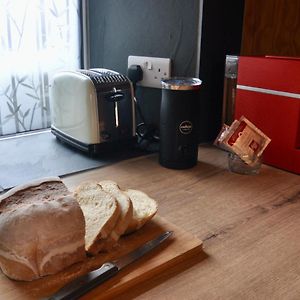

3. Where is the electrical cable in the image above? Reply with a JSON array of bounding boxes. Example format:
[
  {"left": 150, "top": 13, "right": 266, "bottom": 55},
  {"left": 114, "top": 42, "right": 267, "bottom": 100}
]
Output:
[{"left": 127, "top": 65, "right": 159, "bottom": 151}]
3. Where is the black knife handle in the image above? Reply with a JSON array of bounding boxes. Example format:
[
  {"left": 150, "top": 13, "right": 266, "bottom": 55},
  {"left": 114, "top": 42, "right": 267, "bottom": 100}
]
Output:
[{"left": 48, "top": 262, "right": 119, "bottom": 300}]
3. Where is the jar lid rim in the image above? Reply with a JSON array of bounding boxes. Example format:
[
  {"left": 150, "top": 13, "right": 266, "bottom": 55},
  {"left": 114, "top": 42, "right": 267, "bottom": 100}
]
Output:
[{"left": 161, "top": 77, "right": 202, "bottom": 90}]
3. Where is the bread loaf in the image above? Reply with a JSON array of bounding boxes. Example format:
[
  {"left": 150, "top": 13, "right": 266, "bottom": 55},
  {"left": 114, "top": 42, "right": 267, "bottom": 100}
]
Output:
[
  {"left": 98, "top": 180, "right": 133, "bottom": 249},
  {"left": 0, "top": 177, "right": 86, "bottom": 281},
  {"left": 73, "top": 182, "right": 120, "bottom": 255},
  {"left": 123, "top": 189, "right": 158, "bottom": 234}
]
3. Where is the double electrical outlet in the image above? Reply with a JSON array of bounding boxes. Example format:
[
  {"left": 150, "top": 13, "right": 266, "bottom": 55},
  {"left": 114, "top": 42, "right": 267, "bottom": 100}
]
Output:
[{"left": 128, "top": 55, "right": 171, "bottom": 89}]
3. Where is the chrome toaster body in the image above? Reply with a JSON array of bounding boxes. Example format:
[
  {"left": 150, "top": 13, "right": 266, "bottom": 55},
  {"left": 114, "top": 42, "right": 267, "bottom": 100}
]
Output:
[{"left": 50, "top": 68, "right": 136, "bottom": 153}]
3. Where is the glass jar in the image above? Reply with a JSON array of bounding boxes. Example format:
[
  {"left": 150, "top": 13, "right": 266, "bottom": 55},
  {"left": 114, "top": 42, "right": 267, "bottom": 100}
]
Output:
[{"left": 228, "top": 152, "right": 262, "bottom": 175}]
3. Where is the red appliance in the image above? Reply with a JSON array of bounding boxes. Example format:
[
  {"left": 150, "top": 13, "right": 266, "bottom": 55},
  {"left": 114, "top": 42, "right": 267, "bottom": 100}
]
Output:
[{"left": 234, "top": 56, "right": 300, "bottom": 174}]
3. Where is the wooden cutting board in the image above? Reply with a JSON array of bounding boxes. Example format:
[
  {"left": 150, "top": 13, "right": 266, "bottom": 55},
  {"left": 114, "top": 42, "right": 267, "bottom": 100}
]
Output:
[{"left": 0, "top": 216, "right": 202, "bottom": 300}]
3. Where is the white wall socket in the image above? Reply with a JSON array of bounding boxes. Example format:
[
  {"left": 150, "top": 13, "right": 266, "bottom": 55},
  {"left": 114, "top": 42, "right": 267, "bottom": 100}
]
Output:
[{"left": 128, "top": 55, "right": 171, "bottom": 89}]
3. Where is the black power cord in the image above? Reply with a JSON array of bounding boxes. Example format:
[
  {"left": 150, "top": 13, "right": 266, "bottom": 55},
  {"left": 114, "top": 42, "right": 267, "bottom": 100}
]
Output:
[
  {"left": 127, "top": 65, "right": 159, "bottom": 152},
  {"left": 127, "top": 64, "right": 143, "bottom": 90}
]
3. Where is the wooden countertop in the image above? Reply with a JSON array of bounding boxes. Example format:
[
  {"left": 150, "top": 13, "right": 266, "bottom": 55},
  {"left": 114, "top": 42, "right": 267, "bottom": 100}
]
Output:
[{"left": 63, "top": 145, "right": 300, "bottom": 299}]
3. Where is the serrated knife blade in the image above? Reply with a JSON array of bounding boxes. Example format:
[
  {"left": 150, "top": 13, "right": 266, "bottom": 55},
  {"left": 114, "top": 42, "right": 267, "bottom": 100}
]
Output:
[{"left": 48, "top": 231, "right": 173, "bottom": 300}]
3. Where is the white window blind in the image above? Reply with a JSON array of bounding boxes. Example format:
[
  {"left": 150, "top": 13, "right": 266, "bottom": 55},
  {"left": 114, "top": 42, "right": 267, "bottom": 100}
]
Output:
[{"left": 0, "top": 0, "right": 81, "bottom": 136}]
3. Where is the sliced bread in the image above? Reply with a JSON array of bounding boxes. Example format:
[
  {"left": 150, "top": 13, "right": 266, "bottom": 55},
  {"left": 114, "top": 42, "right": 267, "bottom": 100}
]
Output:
[
  {"left": 98, "top": 180, "right": 133, "bottom": 250},
  {"left": 123, "top": 189, "right": 158, "bottom": 235},
  {"left": 73, "top": 181, "right": 120, "bottom": 255}
]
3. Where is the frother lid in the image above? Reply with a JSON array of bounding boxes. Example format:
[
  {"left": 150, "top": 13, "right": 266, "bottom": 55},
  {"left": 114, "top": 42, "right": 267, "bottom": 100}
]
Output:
[{"left": 161, "top": 77, "right": 202, "bottom": 90}]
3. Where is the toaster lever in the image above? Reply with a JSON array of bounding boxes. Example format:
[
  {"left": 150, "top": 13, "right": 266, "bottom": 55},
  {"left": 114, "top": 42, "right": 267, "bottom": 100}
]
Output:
[{"left": 115, "top": 102, "right": 119, "bottom": 128}]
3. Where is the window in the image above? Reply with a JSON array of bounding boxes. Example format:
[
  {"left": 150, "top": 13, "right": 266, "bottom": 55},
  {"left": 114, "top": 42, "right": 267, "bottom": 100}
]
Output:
[{"left": 0, "top": 0, "right": 81, "bottom": 136}]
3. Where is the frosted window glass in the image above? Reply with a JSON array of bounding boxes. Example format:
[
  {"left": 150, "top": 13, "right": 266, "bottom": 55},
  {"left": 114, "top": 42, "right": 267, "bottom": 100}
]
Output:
[{"left": 0, "top": 0, "right": 81, "bottom": 135}]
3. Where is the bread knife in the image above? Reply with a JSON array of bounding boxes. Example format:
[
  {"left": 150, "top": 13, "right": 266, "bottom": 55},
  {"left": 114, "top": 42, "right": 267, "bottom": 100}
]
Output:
[{"left": 48, "top": 231, "right": 173, "bottom": 300}]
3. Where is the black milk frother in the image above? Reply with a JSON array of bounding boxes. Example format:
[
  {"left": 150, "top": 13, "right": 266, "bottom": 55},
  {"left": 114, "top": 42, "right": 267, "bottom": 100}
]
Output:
[{"left": 159, "top": 77, "right": 202, "bottom": 169}]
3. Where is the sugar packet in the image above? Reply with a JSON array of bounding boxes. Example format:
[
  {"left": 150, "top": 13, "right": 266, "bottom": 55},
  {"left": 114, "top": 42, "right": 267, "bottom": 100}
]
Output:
[{"left": 215, "top": 116, "right": 271, "bottom": 166}]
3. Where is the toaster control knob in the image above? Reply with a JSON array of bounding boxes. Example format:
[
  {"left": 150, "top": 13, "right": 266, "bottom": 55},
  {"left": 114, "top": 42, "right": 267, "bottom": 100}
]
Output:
[{"left": 100, "top": 131, "right": 111, "bottom": 140}]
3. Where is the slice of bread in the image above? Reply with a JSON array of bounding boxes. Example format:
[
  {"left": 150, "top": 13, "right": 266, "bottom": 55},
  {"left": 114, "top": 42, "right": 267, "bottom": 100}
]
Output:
[
  {"left": 99, "top": 180, "right": 133, "bottom": 250},
  {"left": 123, "top": 189, "right": 158, "bottom": 235},
  {"left": 73, "top": 181, "right": 120, "bottom": 255}
]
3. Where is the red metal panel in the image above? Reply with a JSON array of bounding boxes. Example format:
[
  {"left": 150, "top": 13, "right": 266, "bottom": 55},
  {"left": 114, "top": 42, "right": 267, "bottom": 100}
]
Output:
[
  {"left": 237, "top": 56, "right": 300, "bottom": 94},
  {"left": 235, "top": 56, "right": 300, "bottom": 174}
]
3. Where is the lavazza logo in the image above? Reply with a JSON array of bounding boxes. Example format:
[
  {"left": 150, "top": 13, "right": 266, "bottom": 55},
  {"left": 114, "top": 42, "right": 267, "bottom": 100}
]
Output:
[{"left": 179, "top": 120, "right": 193, "bottom": 134}]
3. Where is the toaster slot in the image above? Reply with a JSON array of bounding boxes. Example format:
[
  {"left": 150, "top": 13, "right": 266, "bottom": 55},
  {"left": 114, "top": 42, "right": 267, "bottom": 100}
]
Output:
[
  {"left": 104, "top": 88, "right": 126, "bottom": 128},
  {"left": 97, "top": 86, "right": 133, "bottom": 143},
  {"left": 104, "top": 91, "right": 125, "bottom": 102}
]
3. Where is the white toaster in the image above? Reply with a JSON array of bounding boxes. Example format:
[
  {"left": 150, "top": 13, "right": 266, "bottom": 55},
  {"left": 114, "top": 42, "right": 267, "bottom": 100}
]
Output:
[{"left": 50, "top": 68, "right": 136, "bottom": 154}]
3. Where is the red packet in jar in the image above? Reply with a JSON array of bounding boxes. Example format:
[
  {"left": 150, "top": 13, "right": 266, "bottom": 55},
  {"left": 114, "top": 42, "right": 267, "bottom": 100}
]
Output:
[{"left": 222, "top": 116, "right": 271, "bottom": 165}]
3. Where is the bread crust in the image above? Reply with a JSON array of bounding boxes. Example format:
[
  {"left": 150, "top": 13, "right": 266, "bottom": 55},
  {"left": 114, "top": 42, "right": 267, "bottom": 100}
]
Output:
[
  {"left": 0, "top": 180, "right": 86, "bottom": 281},
  {"left": 0, "top": 176, "right": 61, "bottom": 202},
  {"left": 0, "top": 256, "right": 38, "bottom": 281}
]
